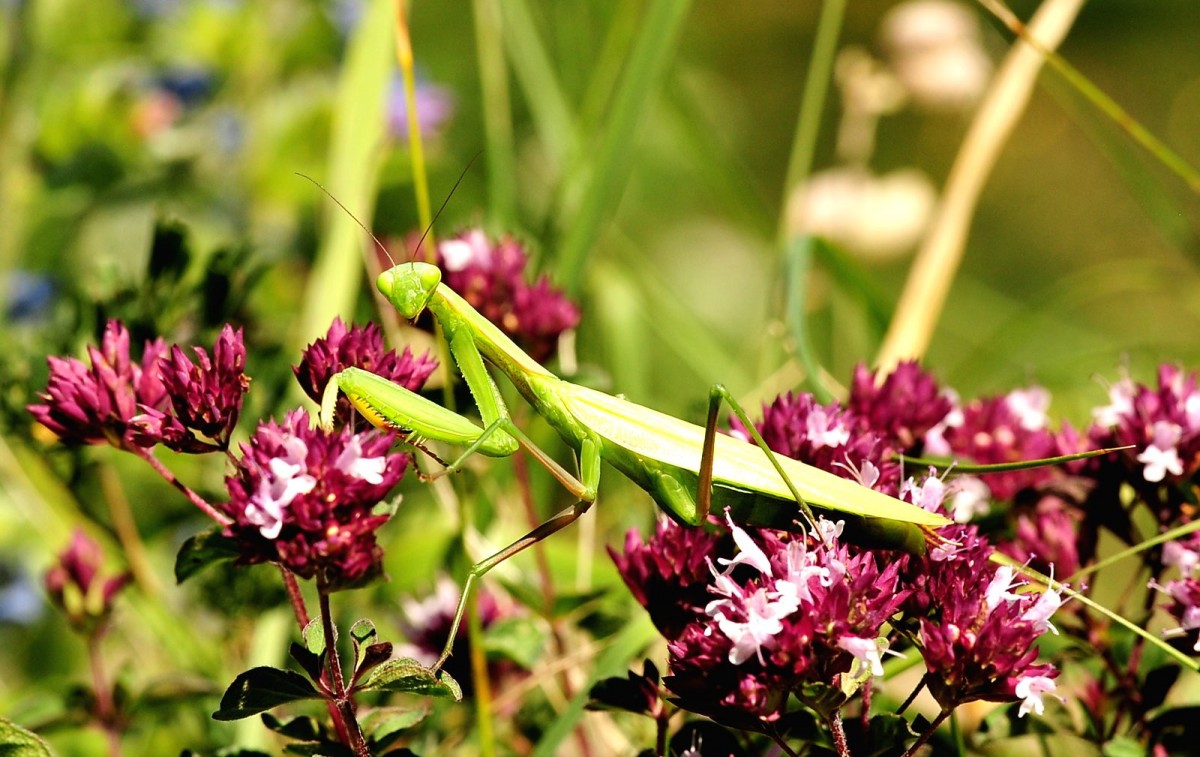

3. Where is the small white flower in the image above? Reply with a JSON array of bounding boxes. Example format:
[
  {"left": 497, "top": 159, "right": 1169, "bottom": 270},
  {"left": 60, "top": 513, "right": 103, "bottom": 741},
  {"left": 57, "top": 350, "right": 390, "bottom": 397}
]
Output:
[
  {"left": 949, "top": 476, "right": 990, "bottom": 523},
  {"left": 438, "top": 230, "right": 490, "bottom": 272},
  {"left": 838, "top": 636, "right": 886, "bottom": 678},
  {"left": 902, "top": 466, "right": 947, "bottom": 513},
  {"left": 246, "top": 437, "right": 316, "bottom": 539},
  {"left": 716, "top": 587, "right": 798, "bottom": 665},
  {"left": 1186, "top": 392, "right": 1200, "bottom": 432},
  {"left": 1092, "top": 378, "right": 1135, "bottom": 428},
  {"left": 787, "top": 167, "right": 936, "bottom": 259},
  {"left": 806, "top": 406, "right": 850, "bottom": 449},
  {"left": 1164, "top": 540, "right": 1200, "bottom": 577},
  {"left": 1137, "top": 421, "right": 1184, "bottom": 483},
  {"left": 1021, "top": 586, "right": 1063, "bottom": 635},
  {"left": 717, "top": 516, "right": 774, "bottom": 577},
  {"left": 984, "top": 566, "right": 1022, "bottom": 612},
  {"left": 334, "top": 435, "right": 388, "bottom": 484},
  {"left": 880, "top": 0, "right": 992, "bottom": 111},
  {"left": 1006, "top": 387, "right": 1051, "bottom": 431},
  {"left": 1015, "top": 674, "right": 1061, "bottom": 717}
]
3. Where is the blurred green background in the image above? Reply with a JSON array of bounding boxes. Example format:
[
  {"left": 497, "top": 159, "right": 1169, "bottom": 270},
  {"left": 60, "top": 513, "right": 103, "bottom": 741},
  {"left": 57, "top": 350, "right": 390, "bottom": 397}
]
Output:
[{"left": 2, "top": 0, "right": 1199, "bottom": 752}]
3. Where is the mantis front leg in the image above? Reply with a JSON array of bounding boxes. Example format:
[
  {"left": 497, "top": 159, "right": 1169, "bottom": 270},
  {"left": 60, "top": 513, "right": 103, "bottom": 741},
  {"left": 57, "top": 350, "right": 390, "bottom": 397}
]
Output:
[{"left": 321, "top": 366, "right": 603, "bottom": 674}]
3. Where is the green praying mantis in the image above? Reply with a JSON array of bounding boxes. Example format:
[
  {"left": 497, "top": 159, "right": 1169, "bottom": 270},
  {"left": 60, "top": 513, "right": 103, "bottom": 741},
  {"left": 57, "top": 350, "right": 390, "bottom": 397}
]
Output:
[{"left": 320, "top": 259, "right": 951, "bottom": 672}]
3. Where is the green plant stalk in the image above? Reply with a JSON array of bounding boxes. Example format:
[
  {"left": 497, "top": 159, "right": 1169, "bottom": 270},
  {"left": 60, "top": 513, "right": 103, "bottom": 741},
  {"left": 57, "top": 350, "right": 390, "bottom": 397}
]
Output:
[
  {"left": 556, "top": 0, "right": 693, "bottom": 294},
  {"left": 777, "top": 0, "right": 847, "bottom": 243},
  {"left": 775, "top": 0, "right": 846, "bottom": 402},
  {"left": 293, "top": 0, "right": 393, "bottom": 355},
  {"left": 395, "top": 0, "right": 434, "bottom": 245},
  {"left": 467, "top": 596, "right": 496, "bottom": 757},
  {"left": 473, "top": 0, "right": 517, "bottom": 228},
  {"left": 978, "top": 0, "right": 1200, "bottom": 193},
  {"left": 500, "top": 0, "right": 575, "bottom": 176}
]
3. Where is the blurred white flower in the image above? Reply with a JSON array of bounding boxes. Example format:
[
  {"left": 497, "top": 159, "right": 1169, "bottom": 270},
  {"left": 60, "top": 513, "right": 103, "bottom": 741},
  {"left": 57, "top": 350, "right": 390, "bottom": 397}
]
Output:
[
  {"left": 880, "top": 0, "right": 992, "bottom": 111},
  {"left": 787, "top": 167, "right": 936, "bottom": 259}
]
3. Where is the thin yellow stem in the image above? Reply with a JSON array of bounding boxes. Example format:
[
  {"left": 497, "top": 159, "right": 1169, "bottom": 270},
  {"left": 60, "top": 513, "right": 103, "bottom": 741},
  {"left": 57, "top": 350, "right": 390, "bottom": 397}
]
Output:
[{"left": 876, "top": 0, "right": 1086, "bottom": 372}]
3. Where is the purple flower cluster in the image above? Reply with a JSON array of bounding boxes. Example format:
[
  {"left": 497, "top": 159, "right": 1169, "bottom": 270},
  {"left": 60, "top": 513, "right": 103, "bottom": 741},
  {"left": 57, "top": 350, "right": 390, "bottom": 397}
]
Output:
[
  {"left": 30, "top": 318, "right": 440, "bottom": 593},
  {"left": 614, "top": 513, "right": 1063, "bottom": 730},
  {"left": 610, "top": 358, "right": 1200, "bottom": 748},
  {"left": 611, "top": 361, "right": 1091, "bottom": 737},
  {"left": 294, "top": 317, "right": 438, "bottom": 427},
  {"left": 435, "top": 230, "right": 580, "bottom": 363},
  {"left": 1088, "top": 366, "right": 1200, "bottom": 518},
  {"left": 29, "top": 320, "right": 248, "bottom": 452},
  {"left": 1150, "top": 533, "right": 1200, "bottom": 653},
  {"left": 917, "top": 527, "right": 1062, "bottom": 716},
  {"left": 222, "top": 410, "right": 407, "bottom": 592}
]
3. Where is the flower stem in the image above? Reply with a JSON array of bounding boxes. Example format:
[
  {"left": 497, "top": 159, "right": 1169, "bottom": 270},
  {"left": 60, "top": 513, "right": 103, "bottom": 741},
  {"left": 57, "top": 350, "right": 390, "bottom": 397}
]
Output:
[
  {"left": 279, "top": 566, "right": 310, "bottom": 628},
  {"left": 319, "top": 591, "right": 368, "bottom": 757},
  {"left": 467, "top": 597, "right": 497, "bottom": 757},
  {"left": 132, "top": 446, "right": 232, "bottom": 526},
  {"left": 829, "top": 711, "right": 850, "bottom": 757},
  {"left": 901, "top": 709, "right": 950, "bottom": 757},
  {"left": 87, "top": 632, "right": 121, "bottom": 757}
]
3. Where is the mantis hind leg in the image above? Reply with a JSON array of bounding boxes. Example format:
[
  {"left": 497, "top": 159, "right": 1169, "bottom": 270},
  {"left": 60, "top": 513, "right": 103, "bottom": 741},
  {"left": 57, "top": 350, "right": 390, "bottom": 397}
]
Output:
[
  {"left": 432, "top": 435, "right": 602, "bottom": 673},
  {"left": 697, "top": 385, "right": 821, "bottom": 532}
]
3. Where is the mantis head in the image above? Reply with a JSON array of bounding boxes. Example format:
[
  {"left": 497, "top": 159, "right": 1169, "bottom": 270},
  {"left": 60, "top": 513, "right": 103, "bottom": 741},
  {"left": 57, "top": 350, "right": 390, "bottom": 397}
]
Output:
[{"left": 377, "top": 262, "right": 441, "bottom": 319}]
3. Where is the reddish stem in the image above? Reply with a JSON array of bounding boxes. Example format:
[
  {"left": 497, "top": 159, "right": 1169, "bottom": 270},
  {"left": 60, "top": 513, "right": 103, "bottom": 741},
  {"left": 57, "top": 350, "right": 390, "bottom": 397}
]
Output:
[
  {"left": 319, "top": 591, "right": 369, "bottom": 757},
  {"left": 131, "top": 446, "right": 232, "bottom": 526}
]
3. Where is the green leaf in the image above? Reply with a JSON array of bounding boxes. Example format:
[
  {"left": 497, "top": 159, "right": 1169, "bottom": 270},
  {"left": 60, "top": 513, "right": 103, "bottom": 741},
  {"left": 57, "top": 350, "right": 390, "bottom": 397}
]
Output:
[
  {"left": 0, "top": 717, "right": 52, "bottom": 757},
  {"left": 359, "top": 705, "right": 429, "bottom": 745},
  {"left": 483, "top": 617, "right": 546, "bottom": 669},
  {"left": 356, "top": 659, "right": 462, "bottom": 700},
  {"left": 261, "top": 712, "right": 326, "bottom": 741},
  {"left": 1102, "top": 736, "right": 1147, "bottom": 757},
  {"left": 212, "top": 667, "right": 323, "bottom": 721},
  {"left": 302, "top": 618, "right": 328, "bottom": 656},
  {"left": 353, "top": 643, "right": 393, "bottom": 685},
  {"left": 174, "top": 529, "right": 240, "bottom": 584},
  {"left": 288, "top": 642, "right": 324, "bottom": 682},
  {"left": 350, "top": 618, "right": 377, "bottom": 648}
]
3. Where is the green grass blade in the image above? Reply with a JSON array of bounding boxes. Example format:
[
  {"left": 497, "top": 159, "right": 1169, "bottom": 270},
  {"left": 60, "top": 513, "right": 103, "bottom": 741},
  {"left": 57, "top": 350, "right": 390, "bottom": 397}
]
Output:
[
  {"left": 293, "top": 0, "right": 393, "bottom": 353},
  {"left": 473, "top": 0, "right": 517, "bottom": 228},
  {"left": 555, "top": 0, "right": 693, "bottom": 293},
  {"left": 500, "top": 0, "right": 577, "bottom": 174}
]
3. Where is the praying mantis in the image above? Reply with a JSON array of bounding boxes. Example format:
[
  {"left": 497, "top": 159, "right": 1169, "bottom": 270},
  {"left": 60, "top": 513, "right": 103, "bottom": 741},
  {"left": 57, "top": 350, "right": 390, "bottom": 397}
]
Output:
[{"left": 320, "top": 260, "right": 951, "bottom": 671}]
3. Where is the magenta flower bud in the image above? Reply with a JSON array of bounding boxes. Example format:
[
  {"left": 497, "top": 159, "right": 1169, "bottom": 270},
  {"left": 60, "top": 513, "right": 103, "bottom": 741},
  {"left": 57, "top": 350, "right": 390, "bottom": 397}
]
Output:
[
  {"left": 44, "top": 530, "right": 130, "bottom": 634},
  {"left": 29, "top": 320, "right": 169, "bottom": 448}
]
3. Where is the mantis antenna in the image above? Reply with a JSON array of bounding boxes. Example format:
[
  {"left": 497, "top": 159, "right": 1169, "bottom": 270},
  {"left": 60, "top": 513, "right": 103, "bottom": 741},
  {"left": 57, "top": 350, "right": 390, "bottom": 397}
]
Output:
[{"left": 296, "top": 152, "right": 481, "bottom": 270}]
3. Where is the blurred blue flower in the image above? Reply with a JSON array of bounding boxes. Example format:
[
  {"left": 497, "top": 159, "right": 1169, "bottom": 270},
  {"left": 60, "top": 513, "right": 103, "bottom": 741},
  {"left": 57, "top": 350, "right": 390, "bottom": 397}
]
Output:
[
  {"left": 0, "top": 570, "right": 43, "bottom": 626},
  {"left": 155, "top": 67, "right": 216, "bottom": 108},
  {"left": 387, "top": 74, "right": 454, "bottom": 142},
  {"left": 5, "top": 271, "right": 55, "bottom": 323}
]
